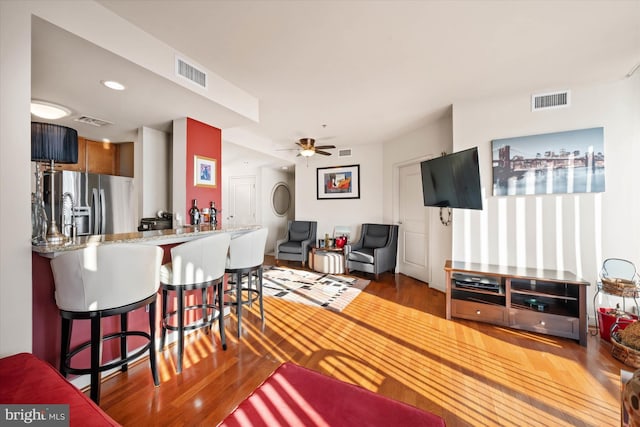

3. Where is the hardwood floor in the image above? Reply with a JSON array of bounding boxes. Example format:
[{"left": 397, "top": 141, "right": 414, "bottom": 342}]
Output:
[{"left": 100, "top": 257, "right": 623, "bottom": 426}]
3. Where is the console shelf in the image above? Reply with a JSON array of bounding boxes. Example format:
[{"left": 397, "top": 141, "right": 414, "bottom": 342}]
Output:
[{"left": 445, "top": 260, "right": 589, "bottom": 346}]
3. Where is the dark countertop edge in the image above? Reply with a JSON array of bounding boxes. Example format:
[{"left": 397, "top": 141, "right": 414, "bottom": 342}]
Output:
[{"left": 32, "top": 224, "right": 262, "bottom": 258}]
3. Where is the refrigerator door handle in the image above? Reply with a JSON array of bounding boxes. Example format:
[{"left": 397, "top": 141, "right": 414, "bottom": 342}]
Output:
[
  {"left": 99, "top": 189, "right": 106, "bottom": 235},
  {"left": 91, "top": 188, "right": 100, "bottom": 234}
]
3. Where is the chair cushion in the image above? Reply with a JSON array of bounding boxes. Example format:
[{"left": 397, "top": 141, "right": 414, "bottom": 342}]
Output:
[
  {"left": 348, "top": 248, "right": 375, "bottom": 264},
  {"left": 289, "top": 222, "right": 310, "bottom": 242},
  {"left": 0, "top": 353, "right": 120, "bottom": 426},
  {"left": 363, "top": 225, "right": 389, "bottom": 249},
  {"left": 279, "top": 241, "right": 303, "bottom": 254},
  {"left": 159, "top": 262, "right": 173, "bottom": 285}
]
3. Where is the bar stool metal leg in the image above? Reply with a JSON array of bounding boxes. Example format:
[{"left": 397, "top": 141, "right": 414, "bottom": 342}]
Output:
[
  {"left": 177, "top": 289, "right": 185, "bottom": 374},
  {"left": 217, "top": 281, "right": 227, "bottom": 350},
  {"left": 89, "top": 314, "right": 102, "bottom": 404},
  {"left": 161, "top": 289, "right": 168, "bottom": 349},
  {"left": 120, "top": 313, "right": 128, "bottom": 372},
  {"left": 60, "top": 317, "right": 72, "bottom": 377},
  {"left": 148, "top": 299, "right": 159, "bottom": 386},
  {"left": 258, "top": 267, "right": 264, "bottom": 322}
]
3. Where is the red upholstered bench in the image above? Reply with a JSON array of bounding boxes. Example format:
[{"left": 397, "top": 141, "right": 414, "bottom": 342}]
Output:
[
  {"left": 220, "top": 362, "right": 446, "bottom": 426},
  {"left": 0, "top": 353, "right": 120, "bottom": 426}
]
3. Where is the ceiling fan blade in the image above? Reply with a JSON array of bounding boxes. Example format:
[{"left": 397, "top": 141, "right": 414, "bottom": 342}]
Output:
[
  {"left": 315, "top": 150, "right": 332, "bottom": 156},
  {"left": 295, "top": 141, "right": 305, "bottom": 148},
  {"left": 314, "top": 145, "right": 336, "bottom": 150}
]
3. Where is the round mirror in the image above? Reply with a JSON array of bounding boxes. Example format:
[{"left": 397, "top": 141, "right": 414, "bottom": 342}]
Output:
[{"left": 272, "top": 182, "right": 291, "bottom": 216}]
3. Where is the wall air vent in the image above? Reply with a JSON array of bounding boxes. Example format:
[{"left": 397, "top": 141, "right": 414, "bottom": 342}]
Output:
[
  {"left": 176, "top": 56, "right": 207, "bottom": 89},
  {"left": 531, "top": 90, "right": 570, "bottom": 111},
  {"left": 338, "top": 148, "right": 352, "bottom": 157},
  {"left": 74, "top": 115, "right": 113, "bottom": 127}
]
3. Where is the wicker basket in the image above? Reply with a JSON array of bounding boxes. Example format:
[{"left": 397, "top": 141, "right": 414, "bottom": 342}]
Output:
[
  {"left": 612, "top": 326, "right": 640, "bottom": 368},
  {"left": 601, "top": 277, "right": 639, "bottom": 297}
]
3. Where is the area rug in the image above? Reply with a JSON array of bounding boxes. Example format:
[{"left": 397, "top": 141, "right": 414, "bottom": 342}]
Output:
[
  {"left": 259, "top": 266, "right": 370, "bottom": 312},
  {"left": 220, "top": 362, "right": 446, "bottom": 427}
]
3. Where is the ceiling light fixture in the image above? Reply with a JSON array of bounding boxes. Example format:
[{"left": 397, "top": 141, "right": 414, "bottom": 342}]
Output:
[
  {"left": 101, "top": 80, "right": 126, "bottom": 91},
  {"left": 300, "top": 149, "right": 315, "bottom": 157},
  {"left": 30, "top": 100, "right": 71, "bottom": 120}
]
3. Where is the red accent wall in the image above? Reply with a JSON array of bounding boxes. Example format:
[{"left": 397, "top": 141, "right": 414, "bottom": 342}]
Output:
[{"left": 185, "top": 118, "right": 222, "bottom": 224}]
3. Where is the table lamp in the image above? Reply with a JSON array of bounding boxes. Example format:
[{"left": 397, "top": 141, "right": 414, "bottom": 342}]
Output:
[{"left": 31, "top": 122, "right": 78, "bottom": 244}]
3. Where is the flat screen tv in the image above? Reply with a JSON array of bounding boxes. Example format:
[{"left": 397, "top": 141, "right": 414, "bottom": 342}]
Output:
[{"left": 420, "top": 147, "right": 483, "bottom": 210}]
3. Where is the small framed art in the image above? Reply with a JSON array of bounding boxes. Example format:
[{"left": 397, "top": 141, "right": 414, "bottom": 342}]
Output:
[
  {"left": 317, "top": 164, "right": 360, "bottom": 200},
  {"left": 194, "top": 155, "right": 216, "bottom": 188}
]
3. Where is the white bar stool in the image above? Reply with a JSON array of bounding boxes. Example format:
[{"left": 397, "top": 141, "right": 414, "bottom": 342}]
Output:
[
  {"left": 225, "top": 228, "right": 269, "bottom": 337},
  {"left": 50, "top": 243, "right": 163, "bottom": 404},
  {"left": 160, "top": 232, "right": 231, "bottom": 373}
]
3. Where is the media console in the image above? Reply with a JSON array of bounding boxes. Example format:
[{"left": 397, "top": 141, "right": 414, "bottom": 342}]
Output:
[{"left": 444, "top": 260, "right": 589, "bottom": 346}]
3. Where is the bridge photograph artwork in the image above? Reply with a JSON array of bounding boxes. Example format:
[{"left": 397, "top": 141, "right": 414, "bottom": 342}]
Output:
[{"left": 492, "top": 127, "right": 605, "bottom": 196}]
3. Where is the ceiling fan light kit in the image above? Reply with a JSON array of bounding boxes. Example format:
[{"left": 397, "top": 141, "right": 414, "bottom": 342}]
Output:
[{"left": 295, "top": 138, "right": 336, "bottom": 157}]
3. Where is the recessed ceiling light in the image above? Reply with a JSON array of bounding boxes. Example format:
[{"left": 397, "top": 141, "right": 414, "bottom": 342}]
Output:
[
  {"left": 30, "top": 100, "right": 71, "bottom": 120},
  {"left": 102, "top": 138, "right": 111, "bottom": 143},
  {"left": 101, "top": 80, "right": 125, "bottom": 91}
]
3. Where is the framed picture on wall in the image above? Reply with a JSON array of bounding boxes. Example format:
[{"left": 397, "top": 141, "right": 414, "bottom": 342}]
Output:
[
  {"left": 491, "top": 127, "right": 605, "bottom": 196},
  {"left": 317, "top": 164, "right": 360, "bottom": 200},
  {"left": 194, "top": 155, "right": 216, "bottom": 188}
]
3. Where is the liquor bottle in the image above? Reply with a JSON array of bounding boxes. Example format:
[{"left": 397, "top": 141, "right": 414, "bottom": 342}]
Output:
[
  {"left": 210, "top": 201, "right": 218, "bottom": 227},
  {"left": 189, "top": 199, "right": 200, "bottom": 225}
]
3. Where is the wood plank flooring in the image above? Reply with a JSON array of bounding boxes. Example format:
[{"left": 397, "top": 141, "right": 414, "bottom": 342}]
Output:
[{"left": 100, "top": 257, "right": 624, "bottom": 426}]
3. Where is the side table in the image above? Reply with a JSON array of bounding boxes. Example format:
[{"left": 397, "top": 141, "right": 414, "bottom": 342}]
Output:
[{"left": 309, "top": 245, "right": 347, "bottom": 274}]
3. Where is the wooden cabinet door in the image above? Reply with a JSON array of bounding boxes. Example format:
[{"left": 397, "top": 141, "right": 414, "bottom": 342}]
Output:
[
  {"left": 116, "top": 142, "right": 134, "bottom": 177},
  {"left": 86, "top": 139, "right": 117, "bottom": 175}
]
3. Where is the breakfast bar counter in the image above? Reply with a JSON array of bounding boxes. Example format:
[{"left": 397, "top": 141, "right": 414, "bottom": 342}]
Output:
[
  {"left": 32, "top": 224, "right": 261, "bottom": 257},
  {"left": 32, "top": 224, "right": 261, "bottom": 371}
]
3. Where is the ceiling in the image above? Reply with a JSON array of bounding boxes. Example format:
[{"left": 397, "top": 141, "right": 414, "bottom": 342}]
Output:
[{"left": 32, "top": 1, "right": 640, "bottom": 169}]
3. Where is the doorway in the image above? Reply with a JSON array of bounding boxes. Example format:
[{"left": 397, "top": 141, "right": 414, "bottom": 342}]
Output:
[
  {"left": 227, "top": 176, "right": 256, "bottom": 226},
  {"left": 397, "top": 162, "right": 430, "bottom": 283}
]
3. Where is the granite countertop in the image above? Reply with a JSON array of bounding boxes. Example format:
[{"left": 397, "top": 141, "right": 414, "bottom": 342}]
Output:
[{"left": 32, "top": 224, "right": 261, "bottom": 257}]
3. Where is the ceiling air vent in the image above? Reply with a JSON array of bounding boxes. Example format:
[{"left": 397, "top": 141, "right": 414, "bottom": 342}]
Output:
[
  {"left": 176, "top": 56, "right": 207, "bottom": 89},
  {"left": 74, "top": 115, "right": 113, "bottom": 127},
  {"left": 338, "top": 148, "right": 352, "bottom": 157},
  {"left": 531, "top": 90, "right": 570, "bottom": 111}
]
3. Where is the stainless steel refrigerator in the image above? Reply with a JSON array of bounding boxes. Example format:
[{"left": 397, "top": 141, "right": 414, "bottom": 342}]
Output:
[{"left": 44, "top": 170, "right": 136, "bottom": 236}]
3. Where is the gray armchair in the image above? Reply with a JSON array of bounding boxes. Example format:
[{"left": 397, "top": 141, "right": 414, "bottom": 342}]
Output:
[
  {"left": 275, "top": 220, "right": 317, "bottom": 267},
  {"left": 345, "top": 224, "right": 399, "bottom": 280}
]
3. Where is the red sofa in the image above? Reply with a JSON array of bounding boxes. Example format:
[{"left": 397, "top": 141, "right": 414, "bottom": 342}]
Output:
[
  {"left": 220, "top": 362, "right": 446, "bottom": 426},
  {"left": 0, "top": 353, "right": 119, "bottom": 426}
]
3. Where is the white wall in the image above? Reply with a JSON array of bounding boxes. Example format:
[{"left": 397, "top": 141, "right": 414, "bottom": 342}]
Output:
[
  {"left": 138, "top": 127, "right": 171, "bottom": 219},
  {"left": 171, "top": 119, "right": 187, "bottom": 224},
  {"left": 0, "top": 1, "right": 32, "bottom": 356},
  {"left": 382, "top": 112, "right": 454, "bottom": 290},
  {"left": 260, "top": 168, "right": 295, "bottom": 253},
  {"left": 451, "top": 76, "right": 640, "bottom": 315},
  {"left": 295, "top": 145, "right": 384, "bottom": 244}
]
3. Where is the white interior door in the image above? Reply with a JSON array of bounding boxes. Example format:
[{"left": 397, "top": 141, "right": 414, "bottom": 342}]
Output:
[
  {"left": 228, "top": 176, "right": 256, "bottom": 226},
  {"left": 398, "top": 163, "right": 430, "bottom": 283}
]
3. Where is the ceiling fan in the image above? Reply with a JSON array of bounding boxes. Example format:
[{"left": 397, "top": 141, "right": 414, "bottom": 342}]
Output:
[{"left": 295, "top": 138, "right": 336, "bottom": 157}]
